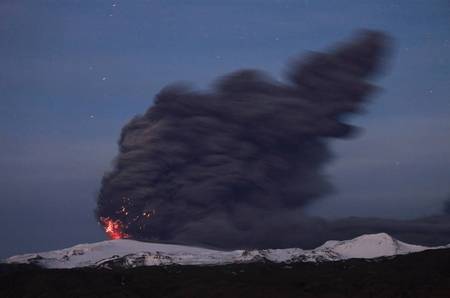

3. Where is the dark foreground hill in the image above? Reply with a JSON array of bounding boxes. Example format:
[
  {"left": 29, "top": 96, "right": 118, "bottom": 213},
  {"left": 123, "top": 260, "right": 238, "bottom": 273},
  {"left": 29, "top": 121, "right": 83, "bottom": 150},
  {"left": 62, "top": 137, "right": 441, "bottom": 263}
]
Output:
[{"left": 1, "top": 248, "right": 450, "bottom": 298}]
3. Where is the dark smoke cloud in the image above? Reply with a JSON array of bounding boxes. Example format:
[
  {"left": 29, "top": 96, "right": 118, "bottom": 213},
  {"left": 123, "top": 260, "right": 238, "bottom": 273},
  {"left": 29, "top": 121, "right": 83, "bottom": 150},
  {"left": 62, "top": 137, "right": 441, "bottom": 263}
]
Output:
[{"left": 96, "top": 30, "right": 450, "bottom": 249}]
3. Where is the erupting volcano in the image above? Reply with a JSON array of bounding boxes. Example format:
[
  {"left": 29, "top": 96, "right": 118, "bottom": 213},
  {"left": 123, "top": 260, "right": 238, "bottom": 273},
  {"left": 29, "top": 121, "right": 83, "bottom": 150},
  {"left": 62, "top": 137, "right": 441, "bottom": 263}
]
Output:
[
  {"left": 100, "top": 217, "right": 129, "bottom": 240},
  {"left": 95, "top": 31, "right": 391, "bottom": 247}
]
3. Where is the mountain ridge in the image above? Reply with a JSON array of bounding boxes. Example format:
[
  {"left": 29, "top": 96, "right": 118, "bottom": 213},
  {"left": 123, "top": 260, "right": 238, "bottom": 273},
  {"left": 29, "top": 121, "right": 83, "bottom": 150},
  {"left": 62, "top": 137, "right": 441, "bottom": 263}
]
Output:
[{"left": 4, "top": 233, "right": 447, "bottom": 269}]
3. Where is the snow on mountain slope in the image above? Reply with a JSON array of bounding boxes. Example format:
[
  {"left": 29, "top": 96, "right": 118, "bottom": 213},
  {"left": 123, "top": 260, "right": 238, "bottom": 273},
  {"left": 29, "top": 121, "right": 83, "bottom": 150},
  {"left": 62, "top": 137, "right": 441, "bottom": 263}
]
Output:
[
  {"left": 3, "top": 233, "right": 442, "bottom": 269},
  {"left": 314, "top": 233, "right": 427, "bottom": 259}
]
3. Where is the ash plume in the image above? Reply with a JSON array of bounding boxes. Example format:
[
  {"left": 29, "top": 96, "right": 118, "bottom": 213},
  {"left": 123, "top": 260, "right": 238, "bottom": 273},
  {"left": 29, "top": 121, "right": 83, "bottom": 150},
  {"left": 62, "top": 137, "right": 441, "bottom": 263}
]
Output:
[{"left": 96, "top": 30, "right": 450, "bottom": 248}]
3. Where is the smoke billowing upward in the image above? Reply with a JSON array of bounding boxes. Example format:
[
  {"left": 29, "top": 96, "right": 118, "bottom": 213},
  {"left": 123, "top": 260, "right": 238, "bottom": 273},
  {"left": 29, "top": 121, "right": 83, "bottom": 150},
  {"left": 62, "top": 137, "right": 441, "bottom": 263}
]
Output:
[{"left": 96, "top": 31, "right": 450, "bottom": 249}]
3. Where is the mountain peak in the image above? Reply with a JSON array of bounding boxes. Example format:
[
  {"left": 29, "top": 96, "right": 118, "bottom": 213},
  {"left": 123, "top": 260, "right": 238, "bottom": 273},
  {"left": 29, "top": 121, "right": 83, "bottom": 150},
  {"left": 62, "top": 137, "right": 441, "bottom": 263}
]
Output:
[{"left": 317, "top": 233, "right": 427, "bottom": 259}]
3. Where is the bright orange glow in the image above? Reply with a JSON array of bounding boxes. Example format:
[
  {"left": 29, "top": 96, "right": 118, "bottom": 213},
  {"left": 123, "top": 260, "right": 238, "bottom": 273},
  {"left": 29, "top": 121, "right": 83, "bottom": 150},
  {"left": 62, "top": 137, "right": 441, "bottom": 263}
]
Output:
[{"left": 100, "top": 217, "right": 129, "bottom": 240}]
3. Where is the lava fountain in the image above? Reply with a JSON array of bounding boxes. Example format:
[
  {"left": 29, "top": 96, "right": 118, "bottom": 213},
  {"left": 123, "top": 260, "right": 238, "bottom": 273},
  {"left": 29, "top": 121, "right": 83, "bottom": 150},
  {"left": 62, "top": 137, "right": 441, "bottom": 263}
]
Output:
[{"left": 100, "top": 217, "right": 129, "bottom": 240}]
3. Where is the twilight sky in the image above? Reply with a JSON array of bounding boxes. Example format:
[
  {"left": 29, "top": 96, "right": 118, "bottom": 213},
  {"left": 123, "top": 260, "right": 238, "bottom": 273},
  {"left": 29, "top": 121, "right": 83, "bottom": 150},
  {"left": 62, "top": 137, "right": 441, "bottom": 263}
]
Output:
[{"left": 1, "top": 0, "right": 449, "bottom": 258}]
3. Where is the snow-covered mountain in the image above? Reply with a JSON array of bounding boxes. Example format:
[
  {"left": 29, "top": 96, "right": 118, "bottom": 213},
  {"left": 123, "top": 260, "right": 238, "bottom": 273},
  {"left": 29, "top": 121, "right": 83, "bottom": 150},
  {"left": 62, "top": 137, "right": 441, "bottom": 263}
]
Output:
[{"left": 3, "top": 233, "right": 445, "bottom": 269}]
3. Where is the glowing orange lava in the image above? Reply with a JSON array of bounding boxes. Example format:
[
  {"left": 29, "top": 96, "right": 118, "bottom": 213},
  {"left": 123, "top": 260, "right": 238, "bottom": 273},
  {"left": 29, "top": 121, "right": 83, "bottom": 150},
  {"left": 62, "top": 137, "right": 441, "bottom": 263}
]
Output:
[{"left": 100, "top": 217, "right": 129, "bottom": 240}]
